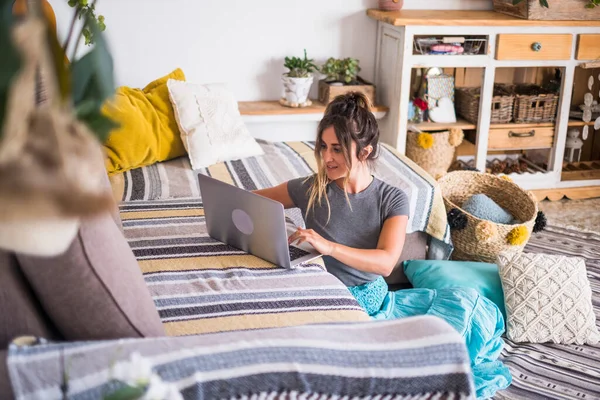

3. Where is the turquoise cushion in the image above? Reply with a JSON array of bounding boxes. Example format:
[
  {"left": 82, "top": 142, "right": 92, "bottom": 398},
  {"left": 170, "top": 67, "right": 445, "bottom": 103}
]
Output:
[
  {"left": 462, "top": 194, "right": 514, "bottom": 224},
  {"left": 403, "top": 259, "right": 506, "bottom": 320}
]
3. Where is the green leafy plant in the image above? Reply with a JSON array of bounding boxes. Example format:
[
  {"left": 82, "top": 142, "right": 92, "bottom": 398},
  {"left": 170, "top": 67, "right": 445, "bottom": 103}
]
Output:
[
  {"left": 0, "top": 0, "right": 117, "bottom": 142},
  {"left": 67, "top": 0, "right": 106, "bottom": 46},
  {"left": 284, "top": 49, "right": 319, "bottom": 78},
  {"left": 320, "top": 57, "right": 361, "bottom": 85},
  {"left": 512, "top": 0, "right": 599, "bottom": 8}
]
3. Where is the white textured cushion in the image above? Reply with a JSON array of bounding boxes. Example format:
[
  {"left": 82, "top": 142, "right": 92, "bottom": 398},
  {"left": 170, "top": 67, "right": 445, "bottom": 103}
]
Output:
[
  {"left": 167, "top": 80, "right": 263, "bottom": 169},
  {"left": 497, "top": 251, "right": 599, "bottom": 345}
]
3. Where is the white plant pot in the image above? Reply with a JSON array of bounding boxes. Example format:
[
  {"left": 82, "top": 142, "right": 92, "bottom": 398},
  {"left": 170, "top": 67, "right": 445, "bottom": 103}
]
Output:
[{"left": 281, "top": 74, "right": 313, "bottom": 105}]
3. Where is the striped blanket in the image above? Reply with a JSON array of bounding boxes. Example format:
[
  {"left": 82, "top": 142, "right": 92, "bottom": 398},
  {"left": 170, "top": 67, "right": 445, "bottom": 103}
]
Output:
[
  {"left": 6, "top": 317, "right": 475, "bottom": 400},
  {"left": 109, "top": 140, "right": 450, "bottom": 247},
  {"left": 120, "top": 199, "right": 369, "bottom": 336},
  {"left": 496, "top": 225, "right": 600, "bottom": 400}
]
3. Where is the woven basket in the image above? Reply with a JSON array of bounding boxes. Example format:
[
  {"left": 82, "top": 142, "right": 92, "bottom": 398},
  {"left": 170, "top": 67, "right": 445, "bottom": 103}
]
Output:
[
  {"left": 439, "top": 171, "right": 538, "bottom": 263},
  {"left": 406, "top": 129, "right": 464, "bottom": 180},
  {"left": 455, "top": 85, "right": 514, "bottom": 124},
  {"left": 512, "top": 84, "right": 559, "bottom": 123}
]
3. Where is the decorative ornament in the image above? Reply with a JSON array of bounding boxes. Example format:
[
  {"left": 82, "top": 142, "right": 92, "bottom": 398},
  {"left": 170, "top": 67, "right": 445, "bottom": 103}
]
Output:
[
  {"left": 448, "top": 128, "right": 464, "bottom": 147},
  {"left": 506, "top": 225, "right": 529, "bottom": 246},
  {"left": 417, "top": 132, "right": 434, "bottom": 149},
  {"left": 475, "top": 220, "right": 497, "bottom": 242},
  {"left": 533, "top": 211, "right": 547, "bottom": 233},
  {"left": 447, "top": 208, "right": 467, "bottom": 230}
]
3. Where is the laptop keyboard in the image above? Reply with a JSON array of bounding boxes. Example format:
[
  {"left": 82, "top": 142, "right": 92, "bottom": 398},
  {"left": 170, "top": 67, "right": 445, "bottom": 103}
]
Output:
[{"left": 289, "top": 245, "right": 311, "bottom": 261}]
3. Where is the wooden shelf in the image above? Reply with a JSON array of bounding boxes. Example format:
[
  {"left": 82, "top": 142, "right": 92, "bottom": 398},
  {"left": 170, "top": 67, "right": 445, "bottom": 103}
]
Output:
[
  {"left": 562, "top": 161, "right": 600, "bottom": 181},
  {"left": 568, "top": 120, "right": 597, "bottom": 127},
  {"left": 455, "top": 139, "right": 476, "bottom": 157},
  {"left": 414, "top": 118, "right": 476, "bottom": 131},
  {"left": 366, "top": 9, "right": 600, "bottom": 27},
  {"left": 238, "top": 100, "right": 388, "bottom": 116},
  {"left": 490, "top": 121, "right": 554, "bottom": 129}
]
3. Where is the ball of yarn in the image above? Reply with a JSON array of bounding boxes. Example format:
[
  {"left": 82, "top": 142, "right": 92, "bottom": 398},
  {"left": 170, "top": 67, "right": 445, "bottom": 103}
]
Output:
[
  {"left": 533, "top": 211, "right": 547, "bottom": 233},
  {"left": 448, "top": 128, "right": 464, "bottom": 147},
  {"left": 417, "top": 132, "right": 434, "bottom": 149},
  {"left": 448, "top": 208, "right": 467, "bottom": 230},
  {"left": 507, "top": 225, "right": 529, "bottom": 246},
  {"left": 475, "top": 220, "right": 498, "bottom": 242},
  {"left": 462, "top": 194, "right": 515, "bottom": 225}
]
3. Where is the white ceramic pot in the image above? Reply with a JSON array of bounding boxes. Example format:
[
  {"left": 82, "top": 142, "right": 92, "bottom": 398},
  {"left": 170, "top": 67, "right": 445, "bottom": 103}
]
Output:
[{"left": 281, "top": 74, "right": 313, "bottom": 105}]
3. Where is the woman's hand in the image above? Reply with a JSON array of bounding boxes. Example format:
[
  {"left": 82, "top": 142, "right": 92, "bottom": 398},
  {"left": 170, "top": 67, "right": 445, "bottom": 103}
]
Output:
[{"left": 288, "top": 227, "right": 335, "bottom": 256}]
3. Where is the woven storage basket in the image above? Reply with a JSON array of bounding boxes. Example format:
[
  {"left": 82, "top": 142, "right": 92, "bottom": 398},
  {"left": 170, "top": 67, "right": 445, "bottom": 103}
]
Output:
[
  {"left": 455, "top": 85, "right": 514, "bottom": 124},
  {"left": 439, "top": 171, "right": 538, "bottom": 263},
  {"left": 513, "top": 84, "right": 559, "bottom": 123},
  {"left": 406, "top": 129, "right": 463, "bottom": 180}
]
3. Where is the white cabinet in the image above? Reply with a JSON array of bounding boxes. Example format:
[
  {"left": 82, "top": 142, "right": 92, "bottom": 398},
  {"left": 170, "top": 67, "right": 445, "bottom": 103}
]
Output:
[{"left": 369, "top": 9, "right": 600, "bottom": 199}]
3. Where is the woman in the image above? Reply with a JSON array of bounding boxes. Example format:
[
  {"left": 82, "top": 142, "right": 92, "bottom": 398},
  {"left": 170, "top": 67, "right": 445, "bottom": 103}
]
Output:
[
  {"left": 256, "top": 92, "right": 511, "bottom": 398},
  {"left": 254, "top": 92, "right": 409, "bottom": 315}
]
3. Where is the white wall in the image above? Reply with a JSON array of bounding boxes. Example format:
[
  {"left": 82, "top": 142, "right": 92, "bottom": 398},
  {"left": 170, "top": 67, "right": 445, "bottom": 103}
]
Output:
[{"left": 49, "top": 0, "right": 491, "bottom": 101}]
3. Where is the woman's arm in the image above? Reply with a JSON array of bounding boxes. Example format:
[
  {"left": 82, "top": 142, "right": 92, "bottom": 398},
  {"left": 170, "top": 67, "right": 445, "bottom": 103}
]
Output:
[
  {"left": 252, "top": 182, "right": 296, "bottom": 209},
  {"left": 288, "top": 215, "right": 408, "bottom": 277}
]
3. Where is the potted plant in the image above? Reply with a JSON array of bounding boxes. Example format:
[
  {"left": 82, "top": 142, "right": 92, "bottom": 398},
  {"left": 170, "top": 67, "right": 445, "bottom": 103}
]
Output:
[
  {"left": 493, "top": 0, "right": 600, "bottom": 20},
  {"left": 281, "top": 49, "right": 319, "bottom": 108},
  {"left": 318, "top": 57, "right": 376, "bottom": 105}
]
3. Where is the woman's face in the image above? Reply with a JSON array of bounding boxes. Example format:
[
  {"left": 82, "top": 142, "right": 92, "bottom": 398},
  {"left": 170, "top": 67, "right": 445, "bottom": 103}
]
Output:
[{"left": 319, "top": 126, "right": 358, "bottom": 181}]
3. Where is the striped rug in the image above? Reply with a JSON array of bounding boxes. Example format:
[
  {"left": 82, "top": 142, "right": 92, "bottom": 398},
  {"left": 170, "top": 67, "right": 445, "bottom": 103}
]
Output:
[
  {"left": 120, "top": 199, "right": 369, "bottom": 336},
  {"left": 496, "top": 225, "right": 600, "bottom": 400}
]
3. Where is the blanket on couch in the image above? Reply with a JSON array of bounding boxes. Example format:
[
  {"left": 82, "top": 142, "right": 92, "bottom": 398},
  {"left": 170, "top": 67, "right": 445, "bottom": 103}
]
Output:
[
  {"left": 109, "top": 140, "right": 451, "bottom": 255},
  {"left": 6, "top": 317, "right": 475, "bottom": 400},
  {"left": 120, "top": 198, "right": 369, "bottom": 336}
]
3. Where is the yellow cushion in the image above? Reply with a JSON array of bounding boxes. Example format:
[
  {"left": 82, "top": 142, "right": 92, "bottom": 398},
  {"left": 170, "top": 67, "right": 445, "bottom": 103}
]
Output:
[{"left": 102, "top": 68, "right": 186, "bottom": 175}]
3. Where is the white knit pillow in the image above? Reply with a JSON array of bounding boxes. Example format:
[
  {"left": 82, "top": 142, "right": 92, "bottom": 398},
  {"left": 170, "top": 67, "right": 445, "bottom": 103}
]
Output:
[
  {"left": 167, "top": 79, "right": 263, "bottom": 169},
  {"left": 497, "top": 252, "right": 599, "bottom": 345}
]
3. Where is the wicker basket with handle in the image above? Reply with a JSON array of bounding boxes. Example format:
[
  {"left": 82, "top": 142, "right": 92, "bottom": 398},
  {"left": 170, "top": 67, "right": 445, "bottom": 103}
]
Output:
[
  {"left": 438, "top": 171, "right": 538, "bottom": 263},
  {"left": 455, "top": 85, "right": 514, "bottom": 124},
  {"left": 512, "top": 84, "right": 559, "bottom": 123}
]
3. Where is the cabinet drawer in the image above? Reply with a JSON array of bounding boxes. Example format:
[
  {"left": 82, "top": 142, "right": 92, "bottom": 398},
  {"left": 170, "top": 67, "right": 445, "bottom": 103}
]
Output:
[
  {"left": 496, "top": 34, "right": 572, "bottom": 61},
  {"left": 576, "top": 34, "right": 600, "bottom": 60},
  {"left": 488, "top": 127, "right": 554, "bottom": 150}
]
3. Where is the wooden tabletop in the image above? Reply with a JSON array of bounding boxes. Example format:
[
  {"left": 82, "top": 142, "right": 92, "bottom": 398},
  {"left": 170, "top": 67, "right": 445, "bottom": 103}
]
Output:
[
  {"left": 238, "top": 100, "right": 388, "bottom": 116},
  {"left": 366, "top": 9, "right": 600, "bottom": 27}
]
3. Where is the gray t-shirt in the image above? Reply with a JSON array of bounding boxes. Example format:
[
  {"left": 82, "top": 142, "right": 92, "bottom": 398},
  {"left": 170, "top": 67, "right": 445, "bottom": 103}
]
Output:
[{"left": 287, "top": 175, "right": 410, "bottom": 287}]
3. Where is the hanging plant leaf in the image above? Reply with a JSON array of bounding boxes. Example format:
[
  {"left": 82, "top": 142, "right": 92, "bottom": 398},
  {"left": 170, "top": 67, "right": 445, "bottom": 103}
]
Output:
[
  {"left": 70, "top": 14, "right": 116, "bottom": 142},
  {"left": 71, "top": 18, "right": 114, "bottom": 105},
  {"left": 0, "top": 0, "right": 22, "bottom": 137},
  {"left": 75, "top": 99, "right": 119, "bottom": 143}
]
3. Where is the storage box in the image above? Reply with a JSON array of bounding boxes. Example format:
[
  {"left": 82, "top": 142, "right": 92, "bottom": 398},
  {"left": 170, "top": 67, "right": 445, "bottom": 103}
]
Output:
[
  {"left": 318, "top": 77, "right": 376, "bottom": 105},
  {"left": 493, "top": 0, "right": 600, "bottom": 21}
]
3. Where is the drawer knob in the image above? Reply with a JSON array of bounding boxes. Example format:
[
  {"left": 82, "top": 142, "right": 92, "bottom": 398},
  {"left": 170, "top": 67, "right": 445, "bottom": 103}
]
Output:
[
  {"left": 531, "top": 42, "right": 542, "bottom": 52},
  {"left": 509, "top": 130, "right": 536, "bottom": 138}
]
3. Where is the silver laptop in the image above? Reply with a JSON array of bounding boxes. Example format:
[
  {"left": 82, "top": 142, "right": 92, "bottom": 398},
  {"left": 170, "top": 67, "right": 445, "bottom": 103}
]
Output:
[{"left": 197, "top": 173, "right": 321, "bottom": 269}]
